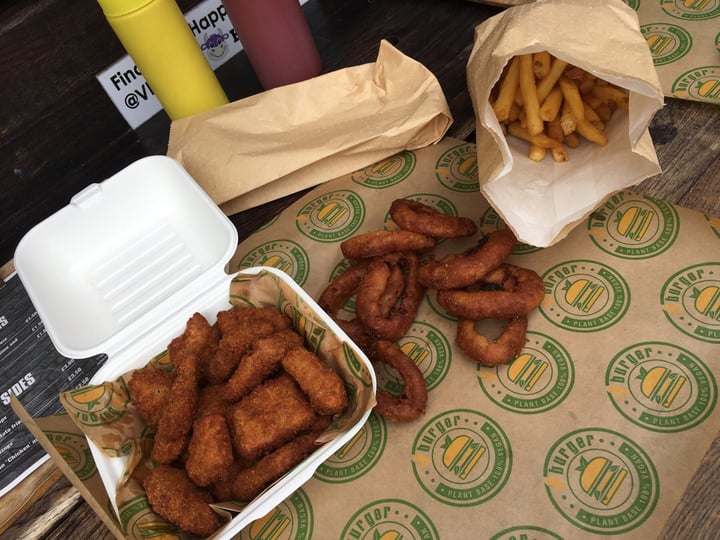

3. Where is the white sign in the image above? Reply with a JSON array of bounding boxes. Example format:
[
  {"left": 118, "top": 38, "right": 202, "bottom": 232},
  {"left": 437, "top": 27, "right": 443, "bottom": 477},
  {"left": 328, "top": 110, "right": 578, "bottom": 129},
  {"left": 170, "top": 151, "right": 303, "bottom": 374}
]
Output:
[{"left": 96, "top": 0, "right": 243, "bottom": 129}]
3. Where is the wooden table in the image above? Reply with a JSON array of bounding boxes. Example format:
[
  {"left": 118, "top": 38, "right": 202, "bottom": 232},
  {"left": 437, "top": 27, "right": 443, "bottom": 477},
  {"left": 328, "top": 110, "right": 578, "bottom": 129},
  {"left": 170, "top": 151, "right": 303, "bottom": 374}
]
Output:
[{"left": 1, "top": 0, "right": 718, "bottom": 538}]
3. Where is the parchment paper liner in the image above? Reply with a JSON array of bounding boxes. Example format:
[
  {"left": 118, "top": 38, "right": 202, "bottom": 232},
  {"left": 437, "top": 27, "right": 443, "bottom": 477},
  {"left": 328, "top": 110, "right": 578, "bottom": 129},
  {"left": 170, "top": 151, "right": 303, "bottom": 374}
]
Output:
[
  {"left": 168, "top": 39, "right": 452, "bottom": 217},
  {"left": 58, "top": 269, "right": 376, "bottom": 539},
  {"left": 467, "top": 0, "right": 665, "bottom": 248}
]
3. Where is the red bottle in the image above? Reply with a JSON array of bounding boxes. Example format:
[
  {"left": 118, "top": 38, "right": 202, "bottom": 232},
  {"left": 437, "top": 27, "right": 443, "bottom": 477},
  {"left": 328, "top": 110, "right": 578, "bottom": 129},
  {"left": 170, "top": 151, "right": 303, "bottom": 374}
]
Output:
[{"left": 222, "top": 0, "right": 322, "bottom": 90}]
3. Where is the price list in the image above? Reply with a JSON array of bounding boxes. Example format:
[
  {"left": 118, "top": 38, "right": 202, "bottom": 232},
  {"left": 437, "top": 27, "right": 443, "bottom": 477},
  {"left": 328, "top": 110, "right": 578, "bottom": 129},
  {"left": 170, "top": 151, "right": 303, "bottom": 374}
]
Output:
[{"left": 0, "top": 274, "right": 106, "bottom": 497}]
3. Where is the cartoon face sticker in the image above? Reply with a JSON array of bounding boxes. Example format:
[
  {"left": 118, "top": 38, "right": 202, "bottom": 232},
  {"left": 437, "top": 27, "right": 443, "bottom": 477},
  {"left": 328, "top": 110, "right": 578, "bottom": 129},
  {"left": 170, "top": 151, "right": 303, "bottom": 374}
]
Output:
[{"left": 202, "top": 32, "right": 229, "bottom": 60}]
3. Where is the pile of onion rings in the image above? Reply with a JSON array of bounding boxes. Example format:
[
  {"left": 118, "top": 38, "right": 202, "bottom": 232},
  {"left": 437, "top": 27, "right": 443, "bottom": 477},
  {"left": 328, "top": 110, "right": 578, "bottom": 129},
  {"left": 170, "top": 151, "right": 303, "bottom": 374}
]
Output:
[
  {"left": 317, "top": 198, "right": 545, "bottom": 420},
  {"left": 420, "top": 229, "right": 545, "bottom": 366}
]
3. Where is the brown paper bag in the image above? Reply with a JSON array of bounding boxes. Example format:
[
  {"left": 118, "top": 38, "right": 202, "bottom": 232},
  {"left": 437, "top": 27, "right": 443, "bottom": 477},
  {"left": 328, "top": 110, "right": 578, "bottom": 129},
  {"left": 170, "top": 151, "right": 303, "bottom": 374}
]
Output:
[
  {"left": 167, "top": 40, "right": 452, "bottom": 216},
  {"left": 467, "top": 0, "right": 664, "bottom": 247}
]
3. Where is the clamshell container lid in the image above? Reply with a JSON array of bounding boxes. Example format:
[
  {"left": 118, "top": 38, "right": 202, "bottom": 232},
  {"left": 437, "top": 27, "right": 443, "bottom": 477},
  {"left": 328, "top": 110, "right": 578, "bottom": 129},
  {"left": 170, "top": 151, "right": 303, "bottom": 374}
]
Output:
[{"left": 14, "top": 156, "right": 238, "bottom": 359}]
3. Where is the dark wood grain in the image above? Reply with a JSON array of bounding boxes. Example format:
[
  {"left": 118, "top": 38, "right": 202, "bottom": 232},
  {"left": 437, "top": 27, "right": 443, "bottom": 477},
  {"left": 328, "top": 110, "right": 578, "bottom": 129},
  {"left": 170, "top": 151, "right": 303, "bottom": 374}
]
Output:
[{"left": 1, "top": 0, "right": 718, "bottom": 538}]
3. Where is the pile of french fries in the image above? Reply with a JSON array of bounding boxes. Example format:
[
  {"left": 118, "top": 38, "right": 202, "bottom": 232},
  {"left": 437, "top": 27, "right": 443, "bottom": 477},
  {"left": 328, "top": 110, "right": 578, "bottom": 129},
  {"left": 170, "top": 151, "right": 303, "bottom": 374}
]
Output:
[{"left": 490, "top": 51, "right": 629, "bottom": 162}]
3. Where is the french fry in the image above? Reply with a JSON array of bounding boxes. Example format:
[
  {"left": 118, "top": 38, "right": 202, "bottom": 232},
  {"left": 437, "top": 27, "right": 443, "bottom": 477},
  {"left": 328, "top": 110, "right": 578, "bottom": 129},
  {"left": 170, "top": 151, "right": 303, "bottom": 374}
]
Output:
[
  {"left": 576, "top": 119, "right": 609, "bottom": 146},
  {"left": 564, "top": 132, "right": 580, "bottom": 148},
  {"left": 547, "top": 115, "right": 564, "bottom": 144},
  {"left": 518, "top": 54, "right": 543, "bottom": 136},
  {"left": 493, "top": 56, "right": 521, "bottom": 122},
  {"left": 560, "top": 100, "right": 577, "bottom": 136},
  {"left": 551, "top": 144, "right": 568, "bottom": 163},
  {"left": 536, "top": 57, "right": 569, "bottom": 103},
  {"left": 529, "top": 143, "right": 547, "bottom": 162},
  {"left": 582, "top": 102, "right": 605, "bottom": 131},
  {"left": 558, "top": 76, "right": 585, "bottom": 122},
  {"left": 533, "top": 51, "right": 551, "bottom": 79},
  {"left": 591, "top": 84, "right": 629, "bottom": 111},
  {"left": 539, "top": 85, "right": 563, "bottom": 122},
  {"left": 490, "top": 51, "right": 625, "bottom": 162}
]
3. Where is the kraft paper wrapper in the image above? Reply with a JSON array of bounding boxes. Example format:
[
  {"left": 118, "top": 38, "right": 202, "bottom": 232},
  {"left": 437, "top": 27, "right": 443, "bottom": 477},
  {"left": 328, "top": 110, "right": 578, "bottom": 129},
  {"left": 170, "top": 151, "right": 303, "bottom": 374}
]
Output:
[
  {"left": 224, "top": 136, "right": 720, "bottom": 539},
  {"left": 467, "top": 0, "right": 665, "bottom": 248},
  {"left": 167, "top": 39, "right": 452, "bottom": 217},
  {"left": 57, "top": 270, "right": 375, "bottom": 539}
]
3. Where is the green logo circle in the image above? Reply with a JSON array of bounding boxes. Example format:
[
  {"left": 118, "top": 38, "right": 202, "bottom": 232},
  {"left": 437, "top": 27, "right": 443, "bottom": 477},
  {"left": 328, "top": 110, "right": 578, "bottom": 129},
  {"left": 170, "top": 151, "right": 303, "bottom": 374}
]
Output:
[
  {"left": 660, "top": 263, "right": 720, "bottom": 343},
  {"left": 587, "top": 192, "right": 679, "bottom": 259},
  {"left": 540, "top": 260, "right": 630, "bottom": 332},
  {"left": 671, "top": 65, "right": 720, "bottom": 103},
  {"left": 235, "top": 239, "right": 310, "bottom": 286},
  {"left": 296, "top": 190, "right": 365, "bottom": 243},
  {"left": 314, "top": 412, "right": 386, "bottom": 483},
  {"left": 46, "top": 431, "right": 97, "bottom": 480},
  {"left": 544, "top": 428, "right": 659, "bottom": 535},
  {"left": 399, "top": 321, "right": 452, "bottom": 392},
  {"left": 351, "top": 151, "right": 417, "bottom": 188},
  {"left": 641, "top": 23, "right": 692, "bottom": 65},
  {"left": 63, "top": 383, "right": 127, "bottom": 428},
  {"left": 435, "top": 143, "right": 479, "bottom": 192},
  {"left": 480, "top": 207, "right": 542, "bottom": 254},
  {"left": 479, "top": 332, "right": 574, "bottom": 414},
  {"left": 489, "top": 526, "right": 563, "bottom": 540},
  {"left": 411, "top": 409, "right": 512, "bottom": 506},
  {"left": 340, "top": 499, "right": 439, "bottom": 540},
  {"left": 660, "top": 0, "right": 720, "bottom": 20},
  {"left": 606, "top": 341, "right": 717, "bottom": 433},
  {"left": 237, "top": 489, "right": 313, "bottom": 539},
  {"left": 119, "top": 494, "right": 181, "bottom": 538}
]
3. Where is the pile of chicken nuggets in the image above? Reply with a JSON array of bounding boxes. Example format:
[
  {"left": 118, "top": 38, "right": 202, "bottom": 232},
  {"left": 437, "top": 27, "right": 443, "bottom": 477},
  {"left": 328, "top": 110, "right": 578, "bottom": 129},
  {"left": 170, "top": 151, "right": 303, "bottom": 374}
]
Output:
[{"left": 127, "top": 305, "right": 349, "bottom": 536}]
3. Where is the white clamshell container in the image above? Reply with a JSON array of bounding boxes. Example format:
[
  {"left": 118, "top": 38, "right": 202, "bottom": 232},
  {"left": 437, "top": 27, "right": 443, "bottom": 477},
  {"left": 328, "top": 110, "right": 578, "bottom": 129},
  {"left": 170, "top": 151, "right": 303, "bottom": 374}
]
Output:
[{"left": 14, "top": 156, "right": 375, "bottom": 539}]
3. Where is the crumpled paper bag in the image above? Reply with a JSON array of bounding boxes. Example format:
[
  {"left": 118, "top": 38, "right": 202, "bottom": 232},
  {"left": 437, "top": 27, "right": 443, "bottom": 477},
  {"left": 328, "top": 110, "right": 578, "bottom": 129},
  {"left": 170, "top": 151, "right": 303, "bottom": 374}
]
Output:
[
  {"left": 467, "top": 0, "right": 664, "bottom": 247},
  {"left": 168, "top": 39, "right": 452, "bottom": 216}
]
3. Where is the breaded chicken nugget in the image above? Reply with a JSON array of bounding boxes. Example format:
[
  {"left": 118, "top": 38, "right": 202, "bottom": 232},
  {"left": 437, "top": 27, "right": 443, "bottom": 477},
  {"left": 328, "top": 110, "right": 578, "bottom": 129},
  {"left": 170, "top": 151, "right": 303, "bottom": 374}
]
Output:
[
  {"left": 227, "top": 374, "right": 316, "bottom": 460},
  {"left": 230, "top": 416, "right": 332, "bottom": 501},
  {"left": 196, "top": 384, "right": 230, "bottom": 418},
  {"left": 144, "top": 464, "right": 221, "bottom": 537},
  {"left": 185, "top": 413, "right": 234, "bottom": 487},
  {"left": 127, "top": 368, "right": 174, "bottom": 429},
  {"left": 205, "top": 319, "right": 275, "bottom": 384},
  {"left": 282, "top": 348, "right": 348, "bottom": 416},
  {"left": 151, "top": 352, "right": 199, "bottom": 464},
  {"left": 167, "top": 312, "right": 218, "bottom": 373},
  {"left": 225, "top": 328, "right": 304, "bottom": 401}
]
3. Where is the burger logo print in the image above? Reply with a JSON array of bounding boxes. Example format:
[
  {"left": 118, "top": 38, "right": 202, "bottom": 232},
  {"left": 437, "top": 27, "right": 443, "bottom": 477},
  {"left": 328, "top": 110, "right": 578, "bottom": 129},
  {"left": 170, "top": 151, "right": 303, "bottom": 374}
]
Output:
[
  {"left": 672, "top": 66, "right": 720, "bottom": 103},
  {"left": 235, "top": 239, "right": 310, "bottom": 286},
  {"left": 540, "top": 260, "right": 630, "bottom": 332},
  {"left": 296, "top": 190, "right": 366, "bottom": 243},
  {"left": 660, "top": 0, "right": 720, "bottom": 20},
  {"left": 351, "top": 151, "right": 417, "bottom": 189},
  {"left": 479, "top": 332, "right": 574, "bottom": 414},
  {"left": 435, "top": 143, "right": 479, "bottom": 193},
  {"left": 641, "top": 23, "right": 692, "bottom": 66},
  {"left": 587, "top": 192, "right": 678, "bottom": 259},
  {"left": 62, "top": 383, "right": 127, "bottom": 428},
  {"left": 606, "top": 342, "right": 717, "bottom": 433},
  {"left": 340, "top": 499, "right": 439, "bottom": 540},
  {"left": 489, "top": 525, "right": 563, "bottom": 540},
  {"left": 236, "top": 490, "right": 313, "bottom": 540},
  {"left": 661, "top": 262, "right": 720, "bottom": 343},
  {"left": 544, "top": 428, "right": 659, "bottom": 535},
  {"left": 411, "top": 409, "right": 511, "bottom": 506},
  {"left": 314, "top": 412, "right": 386, "bottom": 483},
  {"left": 46, "top": 431, "right": 97, "bottom": 481}
]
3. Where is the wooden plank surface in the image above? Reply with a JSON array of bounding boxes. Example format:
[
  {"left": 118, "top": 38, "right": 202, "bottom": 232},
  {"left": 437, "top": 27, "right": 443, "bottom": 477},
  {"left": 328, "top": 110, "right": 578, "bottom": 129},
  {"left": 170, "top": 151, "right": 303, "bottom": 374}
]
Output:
[{"left": 0, "top": 0, "right": 718, "bottom": 538}]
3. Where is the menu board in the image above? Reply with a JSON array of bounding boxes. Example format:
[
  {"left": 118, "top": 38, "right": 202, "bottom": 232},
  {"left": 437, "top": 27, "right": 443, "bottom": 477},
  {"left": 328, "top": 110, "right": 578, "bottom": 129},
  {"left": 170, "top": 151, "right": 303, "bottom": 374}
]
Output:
[{"left": 0, "top": 273, "right": 106, "bottom": 497}]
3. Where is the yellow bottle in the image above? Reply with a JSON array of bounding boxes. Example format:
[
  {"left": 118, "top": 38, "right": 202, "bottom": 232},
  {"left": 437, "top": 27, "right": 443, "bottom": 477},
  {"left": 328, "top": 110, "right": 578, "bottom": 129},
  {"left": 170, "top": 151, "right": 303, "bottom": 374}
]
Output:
[{"left": 97, "top": 0, "right": 229, "bottom": 120}]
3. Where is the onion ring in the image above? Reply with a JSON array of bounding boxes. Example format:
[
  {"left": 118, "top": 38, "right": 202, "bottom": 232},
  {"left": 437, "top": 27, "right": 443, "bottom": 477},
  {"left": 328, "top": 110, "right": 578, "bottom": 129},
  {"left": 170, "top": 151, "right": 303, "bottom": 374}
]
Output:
[
  {"left": 390, "top": 199, "right": 477, "bottom": 238},
  {"left": 436, "top": 263, "right": 545, "bottom": 319},
  {"left": 317, "top": 260, "right": 370, "bottom": 316},
  {"left": 418, "top": 228, "right": 517, "bottom": 289},
  {"left": 341, "top": 230, "right": 436, "bottom": 260},
  {"left": 455, "top": 316, "right": 528, "bottom": 366},
  {"left": 355, "top": 252, "right": 426, "bottom": 342},
  {"left": 372, "top": 340, "right": 427, "bottom": 422}
]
